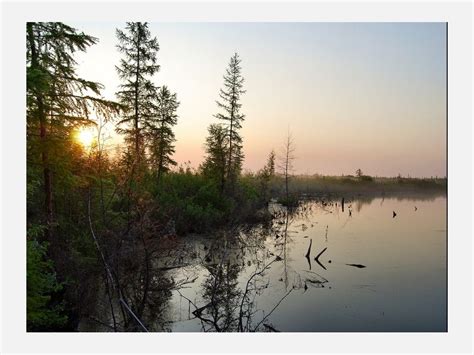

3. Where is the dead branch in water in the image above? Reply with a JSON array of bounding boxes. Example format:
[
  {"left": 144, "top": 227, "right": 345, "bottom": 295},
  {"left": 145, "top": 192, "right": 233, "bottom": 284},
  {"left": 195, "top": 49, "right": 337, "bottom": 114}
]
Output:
[
  {"left": 305, "top": 239, "right": 312, "bottom": 259},
  {"left": 346, "top": 263, "right": 366, "bottom": 268},
  {"left": 314, "top": 247, "right": 327, "bottom": 270},
  {"left": 253, "top": 288, "right": 293, "bottom": 331},
  {"left": 238, "top": 257, "right": 279, "bottom": 331},
  {"left": 304, "top": 239, "right": 312, "bottom": 270}
]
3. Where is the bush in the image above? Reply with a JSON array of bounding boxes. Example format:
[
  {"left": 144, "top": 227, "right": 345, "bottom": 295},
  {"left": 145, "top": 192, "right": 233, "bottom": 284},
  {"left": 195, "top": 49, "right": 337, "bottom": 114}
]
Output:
[{"left": 155, "top": 172, "right": 233, "bottom": 233}]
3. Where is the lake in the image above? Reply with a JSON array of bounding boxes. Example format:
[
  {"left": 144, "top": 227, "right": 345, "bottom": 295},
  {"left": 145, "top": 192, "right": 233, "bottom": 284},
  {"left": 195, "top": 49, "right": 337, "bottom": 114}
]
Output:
[{"left": 80, "top": 195, "right": 447, "bottom": 332}]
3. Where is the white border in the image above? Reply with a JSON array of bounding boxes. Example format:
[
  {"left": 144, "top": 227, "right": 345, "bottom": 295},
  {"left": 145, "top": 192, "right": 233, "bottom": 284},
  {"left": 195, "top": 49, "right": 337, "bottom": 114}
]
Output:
[{"left": 1, "top": 1, "right": 472, "bottom": 354}]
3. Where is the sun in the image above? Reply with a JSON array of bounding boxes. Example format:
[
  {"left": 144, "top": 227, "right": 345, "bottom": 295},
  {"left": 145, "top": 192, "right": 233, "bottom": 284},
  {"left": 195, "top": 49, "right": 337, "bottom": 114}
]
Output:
[{"left": 75, "top": 126, "right": 96, "bottom": 148}]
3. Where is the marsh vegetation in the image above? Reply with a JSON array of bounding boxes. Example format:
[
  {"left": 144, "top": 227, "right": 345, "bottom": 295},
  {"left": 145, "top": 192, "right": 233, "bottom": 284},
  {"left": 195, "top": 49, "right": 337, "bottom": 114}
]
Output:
[{"left": 26, "top": 22, "right": 446, "bottom": 332}]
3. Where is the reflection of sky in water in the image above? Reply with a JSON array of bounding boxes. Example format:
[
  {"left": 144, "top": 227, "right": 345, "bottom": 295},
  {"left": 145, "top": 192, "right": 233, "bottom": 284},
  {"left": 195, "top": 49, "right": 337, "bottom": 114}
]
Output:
[{"left": 169, "top": 196, "right": 446, "bottom": 332}]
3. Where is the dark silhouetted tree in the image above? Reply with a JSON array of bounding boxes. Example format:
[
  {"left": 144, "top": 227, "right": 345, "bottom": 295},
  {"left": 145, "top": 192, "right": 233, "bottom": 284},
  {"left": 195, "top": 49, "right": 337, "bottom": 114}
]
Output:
[
  {"left": 147, "top": 86, "right": 179, "bottom": 182},
  {"left": 27, "top": 22, "right": 120, "bottom": 238},
  {"left": 115, "top": 22, "right": 160, "bottom": 165},
  {"left": 258, "top": 149, "right": 276, "bottom": 202},
  {"left": 278, "top": 130, "right": 295, "bottom": 205},
  {"left": 26, "top": 22, "right": 120, "bottom": 330},
  {"left": 202, "top": 124, "right": 228, "bottom": 192},
  {"left": 265, "top": 149, "right": 276, "bottom": 177},
  {"left": 215, "top": 53, "right": 246, "bottom": 191}
]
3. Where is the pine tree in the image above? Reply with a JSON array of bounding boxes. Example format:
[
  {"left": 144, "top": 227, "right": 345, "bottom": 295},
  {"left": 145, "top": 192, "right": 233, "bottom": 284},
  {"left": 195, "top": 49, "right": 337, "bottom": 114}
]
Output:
[
  {"left": 215, "top": 53, "right": 246, "bottom": 190},
  {"left": 147, "top": 86, "right": 179, "bottom": 181},
  {"left": 26, "top": 22, "right": 120, "bottom": 237},
  {"left": 202, "top": 124, "right": 228, "bottom": 192},
  {"left": 115, "top": 22, "right": 160, "bottom": 165}
]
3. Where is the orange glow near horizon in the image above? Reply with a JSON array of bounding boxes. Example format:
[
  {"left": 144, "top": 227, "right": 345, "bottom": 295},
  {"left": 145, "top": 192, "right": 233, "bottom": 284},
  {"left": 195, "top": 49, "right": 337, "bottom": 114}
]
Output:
[{"left": 72, "top": 22, "right": 446, "bottom": 177}]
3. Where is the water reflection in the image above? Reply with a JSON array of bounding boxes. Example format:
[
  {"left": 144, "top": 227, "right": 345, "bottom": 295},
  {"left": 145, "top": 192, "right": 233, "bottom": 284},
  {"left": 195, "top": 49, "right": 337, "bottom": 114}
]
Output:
[{"left": 81, "top": 193, "right": 447, "bottom": 332}]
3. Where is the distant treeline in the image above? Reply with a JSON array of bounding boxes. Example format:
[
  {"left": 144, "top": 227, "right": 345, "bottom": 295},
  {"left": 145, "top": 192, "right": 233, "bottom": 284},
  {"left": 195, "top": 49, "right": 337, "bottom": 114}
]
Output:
[
  {"left": 26, "top": 21, "right": 274, "bottom": 332},
  {"left": 264, "top": 174, "right": 446, "bottom": 198},
  {"left": 25, "top": 21, "right": 445, "bottom": 333}
]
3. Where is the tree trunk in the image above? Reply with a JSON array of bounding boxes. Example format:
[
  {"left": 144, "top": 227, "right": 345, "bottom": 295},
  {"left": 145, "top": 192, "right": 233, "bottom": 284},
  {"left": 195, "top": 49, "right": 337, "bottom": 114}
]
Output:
[
  {"left": 27, "top": 23, "right": 54, "bottom": 238},
  {"left": 285, "top": 155, "right": 289, "bottom": 203},
  {"left": 41, "top": 119, "right": 54, "bottom": 236},
  {"left": 134, "top": 36, "right": 140, "bottom": 163},
  {"left": 157, "top": 125, "right": 164, "bottom": 183},
  {"left": 227, "top": 115, "right": 234, "bottom": 192}
]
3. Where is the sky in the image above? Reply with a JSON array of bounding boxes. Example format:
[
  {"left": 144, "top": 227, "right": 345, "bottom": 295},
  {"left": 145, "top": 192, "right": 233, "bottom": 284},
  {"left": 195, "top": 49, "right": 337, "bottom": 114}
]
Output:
[{"left": 72, "top": 22, "right": 446, "bottom": 177}]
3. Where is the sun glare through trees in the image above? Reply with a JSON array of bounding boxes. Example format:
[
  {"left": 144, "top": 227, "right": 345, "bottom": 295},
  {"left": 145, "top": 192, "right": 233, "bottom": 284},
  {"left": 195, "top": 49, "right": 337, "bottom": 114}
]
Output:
[{"left": 26, "top": 21, "right": 447, "bottom": 333}]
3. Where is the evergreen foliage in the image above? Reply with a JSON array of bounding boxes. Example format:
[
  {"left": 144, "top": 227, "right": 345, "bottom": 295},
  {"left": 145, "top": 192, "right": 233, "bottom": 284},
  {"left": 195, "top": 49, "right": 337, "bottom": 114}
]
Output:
[
  {"left": 115, "top": 22, "right": 160, "bottom": 162},
  {"left": 147, "top": 86, "right": 179, "bottom": 181},
  {"left": 214, "top": 53, "right": 246, "bottom": 190},
  {"left": 202, "top": 123, "right": 228, "bottom": 191}
]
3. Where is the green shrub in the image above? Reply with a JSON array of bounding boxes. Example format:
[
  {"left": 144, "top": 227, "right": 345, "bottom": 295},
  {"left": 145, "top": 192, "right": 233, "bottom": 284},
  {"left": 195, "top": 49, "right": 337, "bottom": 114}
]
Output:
[
  {"left": 27, "top": 237, "right": 67, "bottom": 331},
  {"left": 154, "top": 172, "right": 233, "bottom": 233}
]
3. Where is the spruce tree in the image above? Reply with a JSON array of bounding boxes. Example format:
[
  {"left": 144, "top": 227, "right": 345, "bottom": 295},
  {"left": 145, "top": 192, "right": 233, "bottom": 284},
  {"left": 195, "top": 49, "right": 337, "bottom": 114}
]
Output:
[
  {"left": 26, "top": 22, "right": 120, "bottom": 330},
  {"left": 202, "top": 124, "right": 228, "bottom": 192},
  {"left": 265, "top": 149, "right": 276, "bottom": 177},
  {"left": 115, "top": 22, "right": 160, "bottom": 165},
  {"left": 258, "top": 149, "right": 276, "bottom": 203},
  {"left": 26, "top": 22, "right": 120, "bottom": 237},
  {"left": 215, "top": 53, "right": 246, "bottom": 190},
  {"left": 147, "top": 86, "right": 179, "bottom": 181}
]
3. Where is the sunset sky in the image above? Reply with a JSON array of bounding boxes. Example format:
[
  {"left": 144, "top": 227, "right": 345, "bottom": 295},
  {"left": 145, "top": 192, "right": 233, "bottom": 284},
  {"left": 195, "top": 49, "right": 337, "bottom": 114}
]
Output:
[{"left": 73, "top": 22, "right": 446, "bottom": 177}]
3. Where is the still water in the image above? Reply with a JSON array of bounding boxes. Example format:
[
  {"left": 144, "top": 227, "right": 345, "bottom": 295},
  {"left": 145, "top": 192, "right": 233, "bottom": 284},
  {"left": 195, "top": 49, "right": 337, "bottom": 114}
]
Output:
[
  {"left": 164, "top": 195, "right": 447, "bottom": 332},
  {"left": 80, "top": 195, "right": 447, "bottom": 332}
]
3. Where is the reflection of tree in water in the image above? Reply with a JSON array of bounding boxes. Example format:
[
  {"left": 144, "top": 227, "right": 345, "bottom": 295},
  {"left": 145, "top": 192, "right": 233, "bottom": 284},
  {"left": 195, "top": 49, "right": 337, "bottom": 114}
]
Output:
[
  {"left": 271, "top": 201, "right": 329, "bottom": 291},
  {"left": 271, "top": 203, "right": 308, "bottom": 290},
  {"left": 174, "top": 194, "right": 443, "bottom": 332},
  {"left": 174, "top": 226, "right": 295, "bottom": 332},
  {"left": 90, "top": 193, "right": 442, "bottom": 332},
  {"left": 317, "top": 193, "right": 443, "bottom": 215},
  {"left": 198, "top": 261, "right": 241, "bottom": 331},
  {"left": 120, "top": 256, "right": 174, "bottom": 332},
  {"left": 84, "top": 232, "right": 177, "bottom": 331}
]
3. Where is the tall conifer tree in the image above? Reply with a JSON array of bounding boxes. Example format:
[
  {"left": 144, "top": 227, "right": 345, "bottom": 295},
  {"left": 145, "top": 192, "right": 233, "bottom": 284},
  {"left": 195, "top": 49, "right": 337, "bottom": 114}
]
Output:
[
  {"left": 26, "top": 22, "right": 120, "bottom": 237},
  {"left": 147, "top": 86, "right": 179, "bottom": 181},
  {"left": 202, "top": 123, "right": 228, "bottom": 192},
  {"left": 215, "top": 53, "right": 246, "bottom": 190},
  {"left": 115, "top": 22, "right": 160, "bottom": 165}
]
